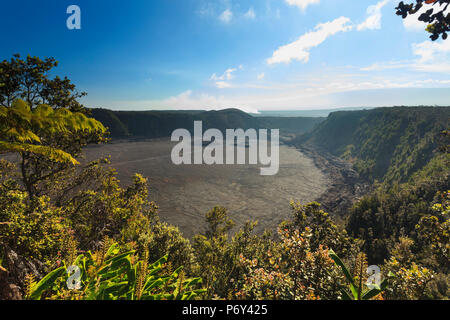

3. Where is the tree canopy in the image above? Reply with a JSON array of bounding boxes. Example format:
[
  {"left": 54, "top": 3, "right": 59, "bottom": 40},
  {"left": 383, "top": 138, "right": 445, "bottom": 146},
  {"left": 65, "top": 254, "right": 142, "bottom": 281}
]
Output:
[
  {"left": 0, "top": 54, "right": 107, "bottom": 198},
  {"left": 0, "top": 54, "right": 86, "bottom": 111},
  {"left": 0, "top": 99, "right": 105, "bottom": 165},
  {"left": 396, "top": 0, "right": 450, "bottom": 40}
]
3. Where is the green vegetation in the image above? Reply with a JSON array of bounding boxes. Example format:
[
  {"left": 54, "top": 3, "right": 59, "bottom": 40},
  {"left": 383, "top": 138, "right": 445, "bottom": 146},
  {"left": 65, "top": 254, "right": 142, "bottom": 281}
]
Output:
[
  {"left": 1, "top": 54, "right": 449, "bottom": 300},
  {"left": 329, "top": 250, "right": 392, "bottom": 300},
  {"left": 0, "top": 99, "right": 105, "bottom": 166},
  {"left": 91, "top": 108, "right": 324, "bottom": 139},
  {"left": 297, "top": 107, "right": 450, "bottom": 183},
  {"left": 295, "top": 105, "right": 449, "bottom": 299},
  {"left": 25, "top": 239, "right": 205, "bottom": 300},
  {"left": 346, "top": 154, "right": 449, "bottom": 264}
]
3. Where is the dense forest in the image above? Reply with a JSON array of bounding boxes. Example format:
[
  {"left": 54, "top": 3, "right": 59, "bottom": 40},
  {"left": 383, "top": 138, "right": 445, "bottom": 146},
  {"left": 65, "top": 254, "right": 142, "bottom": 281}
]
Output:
[
  {"left": 0, "top": 54, "right": 449, "bottom": 301},
  {"left": 294, "top": 107, "right": 449, "bottom": 270}
]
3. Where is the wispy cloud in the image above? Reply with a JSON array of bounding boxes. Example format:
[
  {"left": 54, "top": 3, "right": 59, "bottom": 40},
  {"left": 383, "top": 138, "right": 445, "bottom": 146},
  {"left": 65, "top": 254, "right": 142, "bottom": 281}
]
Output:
[
  {"left": 219, "top": 9, "right": 233, "bottom": 23},
  {"left": 197, "top": 3, "right": 215, "bottom": 17},
  {"left": 361, "top": 39, "right": 450, "bottom": 74},
  {"left": 267, "top": 17, "right": 353, "bottom": 65},
  {"left": 362, "top": 61, "right": 450, "bottom": 74},
  {"left": 162, "top": 0, "right": 450, "bottom": 111},
  {"left": 156, "top": 90, "right": 260, "bottom": 113},
  {"left": 210, "top": 68, "right": 236, "bottom": 81},
  {"left": 210, "top": 67, "right": 238, "bottom": 88},
  {"left": 413, "top": 39, "right": 450, "bottom": 63},
  {"left": 214, "top": 81, "right": 234, "bottom": 89},
  {"left": 361, "top": 61, "right": 411, "bottom": 71},
  {"left": 244, "top": 7, "right": 256, "bottom": 19},
  {"left": 285, "top": 0, "right": 320, "bottom": 11},
  {"left": 357, "top": 0, "right": 390, "bottom": 31},
  {"left": 109, "top": 75, "right": 450, "bottom": 112},
  {"left": 413, "top": 40, "right": 450, "bottom": 72}
]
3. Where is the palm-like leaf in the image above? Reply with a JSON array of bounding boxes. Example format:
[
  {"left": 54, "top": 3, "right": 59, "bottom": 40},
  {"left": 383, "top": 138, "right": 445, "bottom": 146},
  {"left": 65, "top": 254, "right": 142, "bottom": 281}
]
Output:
[{"left": 0, "top": 99, "right": 106, "bottom": 166}]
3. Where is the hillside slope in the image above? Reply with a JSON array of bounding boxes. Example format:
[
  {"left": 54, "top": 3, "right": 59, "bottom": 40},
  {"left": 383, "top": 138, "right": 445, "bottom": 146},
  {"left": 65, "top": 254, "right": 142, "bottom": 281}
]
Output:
[
  {"left": 91, "top": 108, "right": 324, "bottom": 139},
  {"left": 296, "top": 107, "right": 450, "bottom": 184}
]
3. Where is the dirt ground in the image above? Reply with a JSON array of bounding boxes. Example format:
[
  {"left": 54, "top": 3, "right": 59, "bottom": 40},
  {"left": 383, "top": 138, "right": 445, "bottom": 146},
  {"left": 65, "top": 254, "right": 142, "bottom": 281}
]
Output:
[{"left": 82, "top": 138, "right": 331, "bottom": 237}]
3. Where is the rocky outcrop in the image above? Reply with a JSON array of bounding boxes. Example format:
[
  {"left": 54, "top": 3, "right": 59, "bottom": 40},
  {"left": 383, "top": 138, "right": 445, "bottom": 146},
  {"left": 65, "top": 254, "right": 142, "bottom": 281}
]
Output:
[
  {"left": 0, "top": 246, "right": 44, "bottom": 300},
  {"left": 0, "top": 265, "right": 22, "bottom": 300},
  {"left": 295, "top": 143, "right": 371, "bottom": 216}
]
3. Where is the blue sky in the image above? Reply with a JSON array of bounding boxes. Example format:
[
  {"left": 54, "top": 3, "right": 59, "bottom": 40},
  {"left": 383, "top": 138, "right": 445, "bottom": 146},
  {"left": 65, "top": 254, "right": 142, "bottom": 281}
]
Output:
[{"left": 1, "top": 0, "right": 450, "bottom": 112}]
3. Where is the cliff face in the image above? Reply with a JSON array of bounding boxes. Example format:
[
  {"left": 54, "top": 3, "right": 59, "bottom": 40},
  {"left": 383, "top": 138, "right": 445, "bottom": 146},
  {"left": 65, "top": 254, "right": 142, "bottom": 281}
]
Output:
[{"left": 295, "top": 106, "right": 450, "bottom": 183}]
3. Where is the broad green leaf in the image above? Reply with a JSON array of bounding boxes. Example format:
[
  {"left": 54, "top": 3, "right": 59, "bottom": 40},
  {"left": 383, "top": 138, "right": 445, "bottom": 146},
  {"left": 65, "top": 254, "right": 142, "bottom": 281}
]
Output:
[
  {"left": 340, "top": 289, "right": 353, "bottom": 300},
  {"left": 329, "top": 249, "right": 356, "bottom": 288},
  {"left": 361, "top": 288, "right": 381, "bottom": 300},
  {"left": 29, "top": 266, "right": 66, "bottom": 300}
]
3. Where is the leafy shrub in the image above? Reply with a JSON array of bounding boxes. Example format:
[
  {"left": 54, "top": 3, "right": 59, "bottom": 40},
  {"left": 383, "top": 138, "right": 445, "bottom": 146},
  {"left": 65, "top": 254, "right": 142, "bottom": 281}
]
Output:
[
  {"left": 236, "top": 227, "right": 343, "bottom": 300},
  {"left": 329, "top": 250, "right": 391, "bottom": 300},
  {"left": 26, "top": 240, "right": 205, "bottom": 300},
  {"left": 0, "top": 185, "right": 68, "bottom": 267},
  {"left": 383, "top": 257, "right": 434, "bottom": 300}
]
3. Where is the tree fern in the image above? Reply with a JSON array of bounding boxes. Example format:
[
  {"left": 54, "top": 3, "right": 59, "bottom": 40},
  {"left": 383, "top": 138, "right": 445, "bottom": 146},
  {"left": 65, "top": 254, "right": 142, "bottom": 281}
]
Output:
[{"left": 0, "top": 99, "right": 106, "bottom": 164}]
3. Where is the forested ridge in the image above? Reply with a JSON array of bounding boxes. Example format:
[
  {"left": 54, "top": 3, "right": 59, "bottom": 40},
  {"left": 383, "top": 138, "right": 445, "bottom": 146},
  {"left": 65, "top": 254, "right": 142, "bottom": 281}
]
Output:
[
  {"left": 0, "top": 54, "right": 448, "bottom": 301},
  {"left": 296, "top": 106, "right": 450, "bottom": 183},
  {"left": 91, "top": 108, "right": 324, "bottom": 139}
]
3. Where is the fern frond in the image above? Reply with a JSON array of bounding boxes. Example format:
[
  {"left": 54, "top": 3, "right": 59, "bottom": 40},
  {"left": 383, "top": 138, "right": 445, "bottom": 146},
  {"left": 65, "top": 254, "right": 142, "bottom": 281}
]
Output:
[
  {"left": 0, "top": 99, "right": 106, "bottom": 165},
  {"left": 0, "top": 141, "right": 79, "bottom": 165},
  {"left": 24, "top": 273, "right": 36, "bottom": 300},
  {"left": 135, "top": 248, "right": 149, "bottom": 300}
]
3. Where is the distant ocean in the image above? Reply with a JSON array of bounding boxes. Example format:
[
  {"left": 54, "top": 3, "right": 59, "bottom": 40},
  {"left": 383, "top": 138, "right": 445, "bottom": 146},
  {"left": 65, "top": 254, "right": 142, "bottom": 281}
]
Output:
[{"left": 252, "top": 107, "right": 376, "bottom": 118}]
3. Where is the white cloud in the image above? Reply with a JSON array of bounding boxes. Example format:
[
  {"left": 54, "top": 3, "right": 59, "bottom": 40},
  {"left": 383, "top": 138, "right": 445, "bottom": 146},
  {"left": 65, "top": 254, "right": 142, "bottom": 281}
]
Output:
[
  {"left": 414, "top": 63, "right": 450, "bottom": 73},
  {"left": 219, "top": 9, "right": 233, "bottom": 23},
  {"left": 361, "top": 39, "right": 450, "bottom": 74},
  {"left": 158, "top": 90, "right": 260, "bottom": 113},
  {"left": 257, "top": 73, "right": 265, "bottom": 80},
  {"left": 412, "top": 40, "right": 450, "bottom": 72},
  {"left": 244, "top": 8, "right": 256, "bottom": 19},
  {"left": 210, "top": 68, "right": 236, "bottom": 81},
  {"left": 116, "top": 75, "right": 450, "bottom": 112},
  {"left": 210, "top": 68, "right": 238, "bottom": 88},
  {"left": 360, "top": 61, "right": 411, "bottom": 71},
  {"left": 413, "top": 39, "right": 450, "bottom": 63},
  {"left": 361, "top": 60, "right": 450, "bottom": 74},
  {"left": 267, "top": 17, "right": 353, "bottom": 65},
  {"left": 197, "top": 3, "right": 214, "bottom": 17},
  {"left": 403, "top": 10, "right": 428, "bottom": 31},
  {"left": 357, "top": 0, "right": 390, "bottom": 31},
  {"left": 215, "top": 81, "right": 233, "bottom": 89},
  {"left": 285, "top": 0, "right": 320, "bottom": 10}
]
